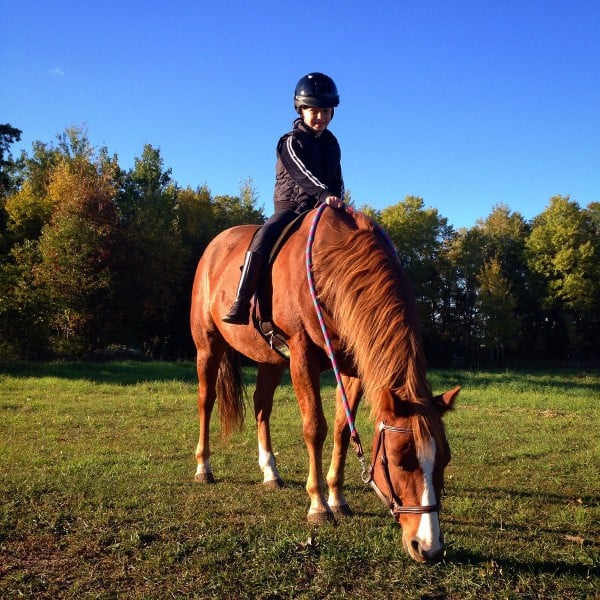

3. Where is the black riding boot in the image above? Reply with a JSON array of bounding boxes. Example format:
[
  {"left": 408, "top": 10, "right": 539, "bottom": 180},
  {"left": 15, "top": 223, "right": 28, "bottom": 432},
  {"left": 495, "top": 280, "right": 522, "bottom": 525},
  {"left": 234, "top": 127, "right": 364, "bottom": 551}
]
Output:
[{"left": 222, "top": 251, "right": 264, "bottom": 325}]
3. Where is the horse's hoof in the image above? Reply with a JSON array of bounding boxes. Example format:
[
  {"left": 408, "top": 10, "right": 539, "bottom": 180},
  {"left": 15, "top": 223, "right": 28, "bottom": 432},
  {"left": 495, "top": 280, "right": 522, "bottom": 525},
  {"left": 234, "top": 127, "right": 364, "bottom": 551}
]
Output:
[
  {"left": 263, "top": 477, "right": 284, "bottom": 490},
  {"left": 307, "top": 511, "right": 336, "bottom": 526},
  {"left": 331, "top": 504, "right": 353, "bottom": 517},
  {"left": 194, "top": 472, "right": 215, "bottom": 484}
]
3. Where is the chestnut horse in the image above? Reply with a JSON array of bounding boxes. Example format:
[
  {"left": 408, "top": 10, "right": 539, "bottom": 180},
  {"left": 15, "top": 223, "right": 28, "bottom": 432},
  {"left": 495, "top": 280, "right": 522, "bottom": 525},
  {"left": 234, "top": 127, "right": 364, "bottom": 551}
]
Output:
[{"left": 190, "top": 206, "right": 459, "bottom": 563}]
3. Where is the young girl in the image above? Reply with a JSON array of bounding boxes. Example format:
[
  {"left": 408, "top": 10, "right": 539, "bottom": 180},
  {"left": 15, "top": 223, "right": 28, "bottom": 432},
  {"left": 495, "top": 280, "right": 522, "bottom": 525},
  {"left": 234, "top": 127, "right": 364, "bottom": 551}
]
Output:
[{"left": 223, "top": 72, "right": 345, "bottom": 325}]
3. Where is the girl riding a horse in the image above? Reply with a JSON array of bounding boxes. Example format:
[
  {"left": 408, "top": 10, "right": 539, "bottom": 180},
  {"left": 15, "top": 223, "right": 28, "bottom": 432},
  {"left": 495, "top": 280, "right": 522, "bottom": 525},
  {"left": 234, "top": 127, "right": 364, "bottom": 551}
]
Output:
[{"left": 223, "top": 72, "right": 346, "bottom": 325}]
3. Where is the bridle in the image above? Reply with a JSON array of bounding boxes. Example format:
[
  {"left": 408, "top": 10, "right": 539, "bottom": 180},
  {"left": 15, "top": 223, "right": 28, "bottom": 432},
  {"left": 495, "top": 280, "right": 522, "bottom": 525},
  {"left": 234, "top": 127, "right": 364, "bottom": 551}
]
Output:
[{"left": 361, "top": 422, "right": 441, "bottom": 516}]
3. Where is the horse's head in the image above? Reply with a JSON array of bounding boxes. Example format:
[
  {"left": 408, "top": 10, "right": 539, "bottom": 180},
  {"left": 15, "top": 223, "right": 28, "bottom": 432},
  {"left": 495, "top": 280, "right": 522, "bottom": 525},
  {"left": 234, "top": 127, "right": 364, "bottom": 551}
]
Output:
[{"left": 368, "top": 386, "right": 459, "bottom": 563}]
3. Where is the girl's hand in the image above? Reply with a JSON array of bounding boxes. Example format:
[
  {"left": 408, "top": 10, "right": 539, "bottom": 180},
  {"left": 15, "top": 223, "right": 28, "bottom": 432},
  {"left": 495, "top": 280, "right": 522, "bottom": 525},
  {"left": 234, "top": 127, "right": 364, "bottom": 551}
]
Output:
[{"left": 324, "top": 196, "right": 344, "bottom": 209}]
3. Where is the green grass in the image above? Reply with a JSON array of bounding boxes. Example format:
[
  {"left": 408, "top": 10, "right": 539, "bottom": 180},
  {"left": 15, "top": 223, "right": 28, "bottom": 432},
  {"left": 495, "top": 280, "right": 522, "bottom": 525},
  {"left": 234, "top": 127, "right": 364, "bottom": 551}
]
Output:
[{"left": 0, "top": 362, "right": 598, "bottom": 599}]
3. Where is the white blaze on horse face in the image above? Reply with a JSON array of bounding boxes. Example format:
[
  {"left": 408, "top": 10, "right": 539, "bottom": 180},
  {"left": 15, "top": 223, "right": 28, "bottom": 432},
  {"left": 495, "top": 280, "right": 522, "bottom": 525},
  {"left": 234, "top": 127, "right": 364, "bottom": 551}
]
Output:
[
  {"left": 415, "top": 438, "right": 443, "bottom": 554},
  {"left": 258, "top": 442, "right": 281, "bottom": 484}
]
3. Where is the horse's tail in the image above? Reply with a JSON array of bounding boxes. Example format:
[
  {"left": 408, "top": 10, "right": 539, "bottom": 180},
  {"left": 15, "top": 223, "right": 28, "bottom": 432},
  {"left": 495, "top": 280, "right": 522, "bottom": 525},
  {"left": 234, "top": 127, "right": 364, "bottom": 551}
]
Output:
[{"left": 216, "top": 346, "right": 246, "bottom": 438}]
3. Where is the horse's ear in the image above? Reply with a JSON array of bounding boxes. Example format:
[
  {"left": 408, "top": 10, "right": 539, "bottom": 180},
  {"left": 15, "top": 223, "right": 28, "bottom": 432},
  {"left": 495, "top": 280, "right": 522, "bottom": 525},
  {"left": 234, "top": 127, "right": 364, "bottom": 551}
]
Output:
[{"left": 433, "top": 386, "right": 460, "bottom": 414}]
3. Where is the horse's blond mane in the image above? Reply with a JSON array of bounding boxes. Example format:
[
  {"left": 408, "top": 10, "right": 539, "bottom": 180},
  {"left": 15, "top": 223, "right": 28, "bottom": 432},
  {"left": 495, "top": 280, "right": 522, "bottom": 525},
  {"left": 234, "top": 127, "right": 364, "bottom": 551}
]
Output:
[{"left": 313, "top": 212, "right": 433, "bottom": 417}]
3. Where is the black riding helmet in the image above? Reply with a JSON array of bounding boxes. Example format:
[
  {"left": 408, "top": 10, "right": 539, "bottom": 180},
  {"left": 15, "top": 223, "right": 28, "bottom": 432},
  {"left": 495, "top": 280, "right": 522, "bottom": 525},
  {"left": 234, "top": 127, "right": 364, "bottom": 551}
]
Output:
[{"left": 294, "top": 72, "right": 340, "bottom": 114}]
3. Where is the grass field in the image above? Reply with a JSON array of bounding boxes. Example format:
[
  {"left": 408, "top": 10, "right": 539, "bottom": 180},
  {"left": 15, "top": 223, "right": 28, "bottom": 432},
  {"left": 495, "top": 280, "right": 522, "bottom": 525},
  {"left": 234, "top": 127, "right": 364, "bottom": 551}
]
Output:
[{"left": 0, "top": 361, "right": 598, "bottom": 599}]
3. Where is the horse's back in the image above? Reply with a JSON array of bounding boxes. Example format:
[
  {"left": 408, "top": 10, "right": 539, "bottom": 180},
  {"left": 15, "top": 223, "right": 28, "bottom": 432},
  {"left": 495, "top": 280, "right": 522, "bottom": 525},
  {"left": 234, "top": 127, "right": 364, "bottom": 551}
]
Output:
[{"left": 199, "top": 224, "right": 259, "bottom": 271}]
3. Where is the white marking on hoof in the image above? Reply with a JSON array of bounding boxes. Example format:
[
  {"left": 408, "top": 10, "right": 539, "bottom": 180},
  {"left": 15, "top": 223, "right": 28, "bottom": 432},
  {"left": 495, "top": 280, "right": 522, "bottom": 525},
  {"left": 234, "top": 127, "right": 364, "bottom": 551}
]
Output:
[
  {"left": 195, "top": 459, "right": 214, "bottom": 483},
  {"left": 327, "top": 490, "right": 348, "bottom": 510},
  {"left": 258, "top": 442, "right": 282, "bottom": 485}
]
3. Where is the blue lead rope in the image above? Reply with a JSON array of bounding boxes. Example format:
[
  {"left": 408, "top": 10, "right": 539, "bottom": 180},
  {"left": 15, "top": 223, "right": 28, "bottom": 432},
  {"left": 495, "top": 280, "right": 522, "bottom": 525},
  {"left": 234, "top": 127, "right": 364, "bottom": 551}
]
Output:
[{"left": 306, "top": 203, "right": 364, "bottom": 459}]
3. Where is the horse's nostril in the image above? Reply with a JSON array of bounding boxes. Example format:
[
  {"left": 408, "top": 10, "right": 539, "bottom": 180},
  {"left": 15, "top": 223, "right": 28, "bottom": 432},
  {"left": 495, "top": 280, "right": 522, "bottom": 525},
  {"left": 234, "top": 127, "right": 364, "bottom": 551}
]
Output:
[{"left": 411, "top": 538, "right": 444, "bottom": 562}]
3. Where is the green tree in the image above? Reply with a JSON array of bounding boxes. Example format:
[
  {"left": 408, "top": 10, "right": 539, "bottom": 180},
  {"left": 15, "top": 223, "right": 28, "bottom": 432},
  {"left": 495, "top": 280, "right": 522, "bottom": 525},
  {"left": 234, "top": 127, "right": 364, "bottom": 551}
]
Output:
[
  {"left": 4, "top": 180, "right": 57, "bottom": 242},
  {"left": 0, "top": 125, "right": 125, "bottom": 358},
  {"left": 357, "top": 204, "right": 380, "bottom": 220},
  {"left": 475, "top": 204, "right": 537, "bottom": 357},
  {"left": 583, "top": 201, "right": 600, "bottom": 354},
  {"left": 586, "top": 201, "right": 600, "bottom": 237},
  {"left": 177, "top": 184, "right": 215, "bottom": 264},
  {"left": 443, "top": 227, "right": 485, "bottom": 359},
  {"left": 172, "top": 184, "right": 217, "bottom": 355},
  {"left": 3, "top": 137, "right": 65, "bottom": 243},
  {"left": 117, "top": 145, "right": 185, "bottom": 356},
  {"left": 379, "top": 196, "right": 454, "bottom": 360},
  {"left": 476, "top": 204, "right": 529, "bottom": 268},
  {"left": 526, "top": 195, "right": 599, "bottom": 356},
  {"left": 35, "top": 153, "right": 123, "bottom": 355},
  {"left": 208, "top": 175, "right": 264, "bottom": 235},
  {"left": 212, "top": 194, "right": 264, "bottom": 233},
  {"left": 0, "top": 240, "right": 50, "bottom": 359},
  {"left": 239, "top": 176, "right": 263, "bottom": 214},
  {"left": 476, "top": 257, "right": 520, "bottom": 360},
  {"left": 0, "top": 123, "right": 22, "bottom": 198}
]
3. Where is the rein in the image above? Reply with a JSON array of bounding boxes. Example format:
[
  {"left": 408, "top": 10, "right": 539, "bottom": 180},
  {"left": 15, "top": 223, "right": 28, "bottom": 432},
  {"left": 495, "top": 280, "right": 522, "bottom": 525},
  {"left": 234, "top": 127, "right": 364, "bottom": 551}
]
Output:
[{"left": 306, "top": 205, "right": 440, "bottom": 517}]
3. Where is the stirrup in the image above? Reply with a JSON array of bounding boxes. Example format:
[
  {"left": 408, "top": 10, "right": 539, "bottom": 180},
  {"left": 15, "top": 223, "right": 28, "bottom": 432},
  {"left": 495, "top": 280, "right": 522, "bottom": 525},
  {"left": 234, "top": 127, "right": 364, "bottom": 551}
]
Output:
[{"left": 258, "top": 321, "right": 290, "bottom": 359}]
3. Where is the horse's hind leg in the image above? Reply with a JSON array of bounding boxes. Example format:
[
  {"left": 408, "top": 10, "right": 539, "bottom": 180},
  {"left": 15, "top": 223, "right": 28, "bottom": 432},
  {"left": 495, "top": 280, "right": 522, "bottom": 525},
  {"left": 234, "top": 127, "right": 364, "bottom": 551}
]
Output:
[
  {"left": 254, "top": 363, "right": 286, "bottom": 488},
  {"left": 194, "top": 340, "right": 225, "bottom": 484},
  {"left": 326, "top": 376, "right": 363, "bottom": 516}
]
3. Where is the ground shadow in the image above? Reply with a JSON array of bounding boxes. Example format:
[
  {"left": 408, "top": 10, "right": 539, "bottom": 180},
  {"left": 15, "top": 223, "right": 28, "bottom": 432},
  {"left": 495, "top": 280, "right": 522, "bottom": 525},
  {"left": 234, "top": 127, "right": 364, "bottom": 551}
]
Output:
[
  {"left": 445, "top": 546, "right": 599, "bottom": 578},
  {"left": 0, "top": 360, "right": 198, "bottom": 385},
  {"left": 447, "top": 483, "right": 599, "bottom": 509}
]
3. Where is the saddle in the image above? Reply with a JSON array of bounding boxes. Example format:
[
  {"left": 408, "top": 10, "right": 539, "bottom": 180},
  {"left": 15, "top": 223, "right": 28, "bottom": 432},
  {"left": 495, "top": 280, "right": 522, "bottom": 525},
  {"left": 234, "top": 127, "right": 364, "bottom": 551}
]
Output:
[{"left": 251, "top": 210, "right": 311, "bottom": 359}]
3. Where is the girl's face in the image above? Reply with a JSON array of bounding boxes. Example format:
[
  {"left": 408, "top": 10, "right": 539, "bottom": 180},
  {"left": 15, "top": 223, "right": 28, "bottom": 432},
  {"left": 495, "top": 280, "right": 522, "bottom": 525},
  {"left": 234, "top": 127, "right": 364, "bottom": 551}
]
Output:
[{"left": 301, "top": 106, "right": 333, "bottom": 134}]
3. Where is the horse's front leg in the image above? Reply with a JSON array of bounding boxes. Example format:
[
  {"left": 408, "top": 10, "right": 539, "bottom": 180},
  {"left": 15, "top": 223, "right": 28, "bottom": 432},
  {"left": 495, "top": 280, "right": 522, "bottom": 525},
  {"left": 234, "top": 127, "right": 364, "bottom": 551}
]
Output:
[
  {"left": 254, "top": 363, "right": 285, "bottom": 488},
  {"left": 326, "top": 376, "right": 363, "bottom": 516},
  {"left": 289, "top": 348, "right": 332, "bottom": 524}
]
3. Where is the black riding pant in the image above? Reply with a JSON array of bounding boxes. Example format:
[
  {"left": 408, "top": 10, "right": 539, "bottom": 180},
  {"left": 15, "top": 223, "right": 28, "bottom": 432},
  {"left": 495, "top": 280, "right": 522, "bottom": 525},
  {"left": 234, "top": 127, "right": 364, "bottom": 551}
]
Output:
[{"left": 249, "top": 204, "right": 311, "bottom": 257}]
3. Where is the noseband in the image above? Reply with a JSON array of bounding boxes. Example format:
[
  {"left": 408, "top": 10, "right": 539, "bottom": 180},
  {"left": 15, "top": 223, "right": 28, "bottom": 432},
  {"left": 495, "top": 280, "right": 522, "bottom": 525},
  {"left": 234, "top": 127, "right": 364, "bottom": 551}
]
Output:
[{"left": 362, "top": 422, "right": 441, "bottom": 516}]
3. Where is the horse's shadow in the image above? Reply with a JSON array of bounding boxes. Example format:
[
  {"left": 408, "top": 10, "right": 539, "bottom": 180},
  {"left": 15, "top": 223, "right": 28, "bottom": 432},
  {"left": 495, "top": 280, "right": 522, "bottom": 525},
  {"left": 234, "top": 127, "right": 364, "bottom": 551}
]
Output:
[
  {"left": 445, "top": 546, "right": 598, "bottom": 578},
  {"left": 447, "top": 483, "right": 599, "bottom": 509}
]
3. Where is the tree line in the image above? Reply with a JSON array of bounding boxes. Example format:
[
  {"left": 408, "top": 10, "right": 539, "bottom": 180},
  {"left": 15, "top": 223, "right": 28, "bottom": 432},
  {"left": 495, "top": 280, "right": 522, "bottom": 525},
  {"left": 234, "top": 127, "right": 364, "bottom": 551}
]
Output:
[{"left": 1, "top": 124, "right": 598, "bottom": 365}]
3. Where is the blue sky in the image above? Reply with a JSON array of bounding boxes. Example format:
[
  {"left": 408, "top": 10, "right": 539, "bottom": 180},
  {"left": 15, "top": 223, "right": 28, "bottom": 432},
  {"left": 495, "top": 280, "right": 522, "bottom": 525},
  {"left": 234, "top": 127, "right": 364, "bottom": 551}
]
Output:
[{"left": 2, "top": 0, "right": 599, "bottom": 229}]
